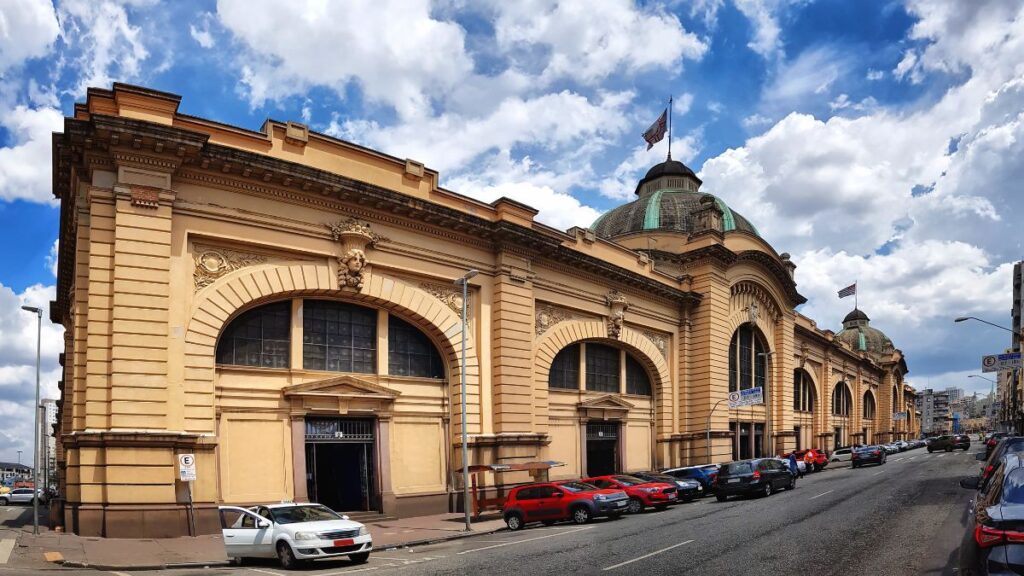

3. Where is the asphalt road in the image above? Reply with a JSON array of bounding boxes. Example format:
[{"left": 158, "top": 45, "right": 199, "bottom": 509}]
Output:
[{"left": 1, "top": 447, "right": 982, "bottom": 576}]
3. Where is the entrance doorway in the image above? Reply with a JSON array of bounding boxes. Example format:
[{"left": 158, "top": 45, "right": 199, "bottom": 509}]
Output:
[
  {"left": 833, "top": 426, "right": 843, "bottom": 449},
  {"left": 586, "top": 422, "right": 619, "bottom": 476},
  {"left": 305, "top": 418, "right": 377, "bottom": 512}
]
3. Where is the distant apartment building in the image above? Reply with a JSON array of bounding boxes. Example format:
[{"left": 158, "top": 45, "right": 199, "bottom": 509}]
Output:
[
  {"left": 916, "top": 388, "right": 952, "bottom": 435},
  {"left": 42, "top": 399, "right": 58, "bottom": 489},
  {"left": 946, "top": 387, "right": 964, "bottom": 403}
]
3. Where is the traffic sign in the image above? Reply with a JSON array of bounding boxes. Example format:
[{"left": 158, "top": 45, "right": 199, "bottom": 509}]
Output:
[
  {"left": 178, "top": 454, "right": 197, "bottom": 482},
  {"left": 728, "top": 387, "right": 764, "bottom": 408},
  {"left": 982, "top": 352, "right": 1022, "bottom": 373}
]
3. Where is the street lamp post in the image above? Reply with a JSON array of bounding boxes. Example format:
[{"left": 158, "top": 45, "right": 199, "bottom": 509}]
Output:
[
  {"left": 16, "top": 450, "right": 22, "bottom": 466},
  {"left": 21, "top": 305, "right": 42, "bottom": 535},
  {"left": 706, "top": 398, "right": 728, "bottom": 465},
  {"left": 453, "top": 270, "right": 478, "bottom": 532}
]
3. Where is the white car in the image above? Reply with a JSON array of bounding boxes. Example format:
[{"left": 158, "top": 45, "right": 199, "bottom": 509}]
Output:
[
  {"left": 219, "top": 503, "right": 372, "bottom": 569},
  {"left": 775, "top": 457, "right": 807, "bottom": 474},
  {"left": 830, "top": 448, "right": 853, "bottom": 463},
  {"left": 0, "top": 488, "right": 44, "bottom": 505}
]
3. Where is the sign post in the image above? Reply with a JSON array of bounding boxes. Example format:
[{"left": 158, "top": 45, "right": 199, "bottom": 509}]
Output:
[
  {"left": 982, "top": 352, "right": 1022, "bottom": 373},
  {"left": 178, "top": 454, "right": 197, "bottom": 537}
]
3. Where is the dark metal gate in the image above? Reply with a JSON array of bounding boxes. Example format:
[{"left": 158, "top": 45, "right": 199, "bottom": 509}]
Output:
[{"left": 305, "top": 418, "right": 377, "bottom": 512}]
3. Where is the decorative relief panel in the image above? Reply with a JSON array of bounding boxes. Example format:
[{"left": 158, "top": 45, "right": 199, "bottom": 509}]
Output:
[
  {"left": 326, "top": 216, "right": 388, "bottom": 292},
  {"left": 730, "top": 281, "right": 782, "bottom": 322},
  {"left": 193, "top": 246, "right": 268, "bottom": 290},
  {"left": 420, "top": 282, "right": 465, "bottom": 314},
  {"left": 641, "top": 330, "right": 668, "bottom": 358},
  {"left": 535, "top": 303, "right": 574, "bottom": 336},
  {"left": 604, "top": 290, "right": 630, "bottom": 339}
]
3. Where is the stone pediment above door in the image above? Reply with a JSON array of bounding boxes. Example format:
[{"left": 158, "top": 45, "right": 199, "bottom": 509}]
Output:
[
  {"left": 284, "top": 375, "right": 400, "bottom": 416},
  {"left": 577, "top": 394, "right": 634, "bottom": 420}
]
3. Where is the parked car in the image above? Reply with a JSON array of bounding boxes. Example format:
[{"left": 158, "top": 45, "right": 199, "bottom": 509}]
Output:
[
  {"left": 774, "top": 457, "right": 807, "bottom": 475},
  {"left": 851, "top": 445, "right": 887, "bottom": 468},
  {"left": 662, "top": 465, "right": 719, "bottom": 493},
  {"left": 975, "top": 437, "right": 1024, "bottom": 493},
  {"left": 882, "top": 443, "right": 900, "bottom": 454},
  {"left": 583, "top": 474, "right": 678, "bottom": 513},
  {"left": 714, "top": 458, "right": 795, "bottom": 501},
  {"left": 928, "top": 434, "right": 971, "bottom": 452},
  {"left": 985, "top": 432, "right": 1010, "bottom": 458},
  {"left": 958, "top": 452, "right": 1024, "bottom": 574},
  {"left": 895, "top": 440, "right": 910, "bottom": 451},
  {"left": 502, "top": 481, "right": 628, "bottom": 530},
  {"left": 0, "top": 488, "right": 45, "bottom": 506},
  {"left": 631, "top": 471, "right": 702, "bottom": 502},
  {"left": 785, "top": 449, "right": 828, "bottom": 472},
  {"left": 830, "top": 447, "right": 854, "bottom": 463},
  {"left": 218, "top": 503, "right": 372, "bottom": 569}
]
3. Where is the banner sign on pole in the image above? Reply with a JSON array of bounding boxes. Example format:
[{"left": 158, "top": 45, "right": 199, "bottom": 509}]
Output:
[
  {"left": 892, "top": 412, "right": 908, "bottom": 421},
  {"left": 982, "top": 352, "right": 1021, "bottom": 373},
  {"left": 728, "top": 387, "right": 764, "bottom": 409},
  {"left": 178, "top": 453, "right": 197, "bottom": 482}
]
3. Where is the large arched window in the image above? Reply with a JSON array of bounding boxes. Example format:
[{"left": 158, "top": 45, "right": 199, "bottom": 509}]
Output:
[
  {"left": 586, "top": 343, "right": 620, "bottom": 393},
  {"left": 793, "top": 369, "right": 815, "bottom": 412},
  {"left": 626, "top": 356, "right": 651, "bottom": 396},
  {"left": 729, "top": 325, "right": 767, "bottom": 392},
  {"left": 549, "top": 344, "right": 580, "bottom": 390},
  {"left": 216, "top": 301, "right": 291, "bottom": 368},
  {"left": 832, "top": 382, "right": 853, "bottom": 416},
  {"left": 388, "top": 315, "right": 444, "bottom": 378},
  {"left": 303, "top": 300, "right": 376, "bottom": 373},
  {"left": 863, "top": 391, "right": 876, "bottom": 419}
]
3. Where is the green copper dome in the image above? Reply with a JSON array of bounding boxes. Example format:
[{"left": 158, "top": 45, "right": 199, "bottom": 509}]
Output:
[
  {"left": 836, "top": 308, "right": 895, "bottom": 355},
  {"left": 591, "top": 160, "right": 759, "bottom": 239}
]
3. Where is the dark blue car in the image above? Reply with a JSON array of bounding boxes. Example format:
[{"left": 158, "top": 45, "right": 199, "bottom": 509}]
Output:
[{"left": 662, "top": 465, "right": 719, "bottom": 493}]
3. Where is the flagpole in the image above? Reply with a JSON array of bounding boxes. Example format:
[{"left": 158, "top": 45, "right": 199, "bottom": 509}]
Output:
[
  {"left": 855, "top": 280, "right": 858, "bottom": 309},
  {"left": 668, "top": 96, "right": 673, "bottom": 160}
]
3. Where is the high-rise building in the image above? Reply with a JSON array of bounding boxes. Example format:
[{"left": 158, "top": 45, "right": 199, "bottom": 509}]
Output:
[
  {"left": 916, "top": 388, "right": 952, "bottom": 435},
  {"left": 41, "top": 399, "right": 58, "bottom": 491},
  {"left": 946, "top": 387, "right": 964, "bottom": 403}
]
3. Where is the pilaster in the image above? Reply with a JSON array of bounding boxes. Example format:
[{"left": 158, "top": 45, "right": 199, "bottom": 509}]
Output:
[{"left": 491, "top": 249, "right": 536, "bottom": 434}]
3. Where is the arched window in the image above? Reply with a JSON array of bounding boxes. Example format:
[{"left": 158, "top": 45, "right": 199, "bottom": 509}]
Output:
[
  {"left": 832, "top": 382, "right": 852, "bottom": 416},
  {"left": 549, "top": 344, "right": 580, "bottom": 390},
  {"left": 793, "top": 369, "right": 815, "bottom": 412},
  {"left": 388, "top": 315, "right": 444, "bottom": 378},
  {"left": 303, "top": 300, "right": 376, "bottom": 373},
  {"left": 586, "top": 343, "right": 620, "bottom": 393},
  {"left": 216, "top": 301, "right": 291, "bottom": 368},
  {"left": 729, "top": 325, "right": 767, "bottom": 392},
  {"left": 626, "top": 355, "right": 651, "bottom": 396},
  {"left": 863, "top": 391, "right": 876, "bottom": 419}
]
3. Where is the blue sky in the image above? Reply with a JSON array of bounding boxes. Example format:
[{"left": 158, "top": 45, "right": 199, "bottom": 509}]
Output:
[{"left": 0, "top": 0, "right": 1023, "bottom": 462}]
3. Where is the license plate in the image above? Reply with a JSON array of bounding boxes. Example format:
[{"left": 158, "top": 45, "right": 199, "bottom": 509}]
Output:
[
  {"left": 333, "top": 538, "right": 354, "bottom": 546},
  {"left": 615, "top": 500, "right": 627, "bottom": 507},
  {"left": 728, "top": 478, "right": 740, "bottom": 483}
]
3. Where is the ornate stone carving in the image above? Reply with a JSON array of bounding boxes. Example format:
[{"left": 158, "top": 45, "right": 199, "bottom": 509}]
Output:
[
  {"left": 420, "top": 282, "right": 464, "bottom": 314},
  {"left": 642, "top": 330, "right": 668, "bottom": 358},
  {"left": 535, "top": 304, "right": 572, "bottom": 336},
  {"left": 605, "top": 290, "right": 629, "bottom": 339},
  {"left": 326, "top": 217, "right": 386, "bottom": 292},
  {"left": 193, "top": 247, "right": 267, "bottom": 290}
]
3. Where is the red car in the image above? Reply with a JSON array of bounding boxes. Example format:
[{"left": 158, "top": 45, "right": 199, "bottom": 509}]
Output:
[
  {"left": 785, "top": 449, "right": 829, "bottom": 472},
  {"left": 582, "top": 474, "right": 678, "bottom": 514},
  {"left": 501, "top": 480, "right": 629, "bottom": 530}
]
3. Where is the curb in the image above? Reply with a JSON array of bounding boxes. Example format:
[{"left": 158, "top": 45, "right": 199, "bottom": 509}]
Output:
[{"left": 380, "top": 525, "right": 507, "bottom": 551}]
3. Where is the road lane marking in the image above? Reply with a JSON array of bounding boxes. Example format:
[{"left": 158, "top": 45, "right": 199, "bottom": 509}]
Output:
[
  {"left": 809, "top": 490, "right": 834, "bottom": 500},
  {"left": 248, "top": 569, "right": 286, "bottom": 576},
  {"left": 893, "top": 458, "right": 904, "bottom": 462},
  {"left": 0, "top": 540, "right": 13, "bottom": 565},
  {"left": 937, "top": 453, "right": 946, "bottom": 458},
  {"left": 602, "top": 540, "right": 694, "bottom": 571},
  {"left": 873, "top": 470, "right": 885, "bottom": 476},
  {"left": 456, "top": 526, "right": 593, "bottom": 555},
  {"left": 317, "top": 567, "right": 380, "bottom": 576},
  {"left": 908, "top": 456, "right": 917, "bottom": 460}
]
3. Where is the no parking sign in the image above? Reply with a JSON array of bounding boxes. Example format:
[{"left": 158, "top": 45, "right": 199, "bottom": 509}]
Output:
[{"left": 178, "top": 454, "right": 197, "bottom": 482}]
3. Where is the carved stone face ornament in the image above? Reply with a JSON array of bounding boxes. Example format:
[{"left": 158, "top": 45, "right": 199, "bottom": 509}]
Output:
[
  {"left": 327, "top": 217, "right": 384, "bottom": 292},
  {"left": 605, "top": 290, "right": 630, "bottom": 339}
]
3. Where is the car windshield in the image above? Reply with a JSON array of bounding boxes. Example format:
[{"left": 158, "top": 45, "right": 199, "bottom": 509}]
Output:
[
  {"left": 269, "top": 505, "right": 342, "bottom": 524},
  {"left": 613, "top": 475, "right": 648, "bottom": 486},
  {"left": 558, "top": 482, "right": 598, "bottom": 493},
  {"left": 721, "top": 462, "right": 753, "bottom": 475}
]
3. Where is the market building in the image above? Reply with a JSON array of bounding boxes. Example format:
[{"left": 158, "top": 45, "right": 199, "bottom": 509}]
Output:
[{"left": 50, "top": 84, "right": 912, "bottom": 538}]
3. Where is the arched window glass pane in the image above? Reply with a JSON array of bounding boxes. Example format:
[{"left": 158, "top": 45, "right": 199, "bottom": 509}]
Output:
[
  {"left": 754, "top": 337, "right": 766, "bottom": 391},
  {"left": 388, "top": 315, "right": 444, "bottom": 378},
  {"left": 793, "top": 370, "right": 815, "bottom": 412},
  {"left": 216, "top": 301, "right": 291, "bottom": 368},
  {"left": 549, "top": 344, "right": 580, "bottom": 390},
  {"left": 730, "top": 326, "right": 766, "bottom": 392},
  {"left": 302, "top": 300, "right": 377, "bottom": 373},
  {"left": 626, "top": 355, "right": 651, "bottom": 396},
  {"left": 864, "top": 392, "right": 875, "bottom": 419},
  {"left": 586, "top": 344, "right": 620, "bottom": 393},
  {"left": 729, "top": 337, "right": 738, "bottom": 392},
  {"left": 833, "top": 383, "right": 851, "bottom": 416},
  {"left": 739, "top": 328, "right": 753, "bottom": 390}
]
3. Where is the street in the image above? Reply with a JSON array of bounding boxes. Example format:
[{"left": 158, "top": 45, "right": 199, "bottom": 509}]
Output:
[{"left": 7, "top": 446, "right": 979, "bottom": 576}]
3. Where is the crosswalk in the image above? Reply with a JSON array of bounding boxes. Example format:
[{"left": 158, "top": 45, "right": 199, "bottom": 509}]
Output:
[{"left": 0, "top": 539, "right": 14, "bottom": 564}]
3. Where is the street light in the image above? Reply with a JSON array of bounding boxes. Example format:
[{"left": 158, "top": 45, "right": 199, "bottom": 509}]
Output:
[
  {"left": 16, "top": 450, "right": 22, "bottom": 466},
  {"left": 955, "top": 316, "right": 1022, "bottom": 433},
  {"left": 21, "top": 305, "right": 42, "bottom": 535},
  {"left": 453, "top": 270, "right": 478, "bottom": 532},
  {"left": 954, "top": 316, "right": 1018, "bottom": 335}
]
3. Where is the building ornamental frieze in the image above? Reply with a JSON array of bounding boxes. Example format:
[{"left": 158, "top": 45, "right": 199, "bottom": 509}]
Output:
[
  {"left": 193, "top": 246, "right": 268, "bottom": 290},
  {"left": 419, "top": 282, "right": 465, "bottom": 314},
  {"left": 535, "top": 303, "right": 573, "bottom": 336},
  {"left": 642, "top": 330, "right": 668, "bottom": 358},
  {"left": 326, "top": 217, "right": 387, "bottom": 292},
  {"left": 605, "top": 290, "right": 630, "bottom": 339}
]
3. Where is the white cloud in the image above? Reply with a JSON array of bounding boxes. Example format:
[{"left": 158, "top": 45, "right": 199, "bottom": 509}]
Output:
[
  {"left": 57, "top": 0, "right": 153, "bottom": 96},
  {"left": 46, "top": 240, "right": 58, "bottom": 278},
  {"left": 733, "top": 0, "right": 799, "bottom": 61},
  {"left": 761, "top": 45, "right": 851, "bottom": 111},
  {"left": 189, "top": 12, "right": 216, "bottom": 48},
  {"left": 0, "top": 0, "right": 59, "bottom": 73},
  {"left": 0, "top": 105, "right": 63, "bottom": 204},
  {"left": 865, "top": 69, "right": 884, "bottom": 81}
]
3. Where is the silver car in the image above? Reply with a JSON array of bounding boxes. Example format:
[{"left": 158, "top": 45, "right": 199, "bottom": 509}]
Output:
[{"left": 0, "top": 488, "right": 44, "bottom": 505}]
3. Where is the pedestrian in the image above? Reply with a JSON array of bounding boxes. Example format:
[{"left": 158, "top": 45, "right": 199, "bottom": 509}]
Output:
[{"left": 788, "top": 453, "right": 802, "bottom": 478}]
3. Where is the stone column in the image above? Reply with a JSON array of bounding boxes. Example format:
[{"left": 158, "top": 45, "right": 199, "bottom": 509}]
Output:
[
  {"left": 491, "top": 249, "right": 536, "bottom": 435},
  {"left": 686, "top": 264, "right": 732, "bottom": 464}
]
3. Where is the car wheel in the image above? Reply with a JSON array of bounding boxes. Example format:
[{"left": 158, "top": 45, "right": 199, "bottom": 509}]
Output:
[
  {"left": 0, "top": 499, "right": 7, "bottom": 506},
  {"left": 276, "top": 541, "right": 301, "bottom": 571},
  {"left": 716, "top": 494, "right": 728, "bottom": 502},
  {"left": 627, "top": 498, "right": 644, "bottom": 514},
  {"left": 229, "top": 557, "right": 245, "bottom": 567},
  {"left": 571, "top": 506, "right": 592, "bottom": 525},
  {"left": 786, "top": 477, "right": 795, "bottom": 491},
  {"left": 349, "top": 552, "right": 370, "bottom": 564},
  {"left": 928, "top": 448, "right": 933, "bottom": 453},
  {"left": 505, "top": 513, "right": 524, "bottom": 531},
  {"left": 762, "top": 483, "right": 773, "bottom": 497}
]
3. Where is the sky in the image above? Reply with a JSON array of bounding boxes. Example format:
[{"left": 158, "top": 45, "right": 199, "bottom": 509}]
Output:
[{"left": 0, "top": 0, "right": 1022, "bottom": 464}]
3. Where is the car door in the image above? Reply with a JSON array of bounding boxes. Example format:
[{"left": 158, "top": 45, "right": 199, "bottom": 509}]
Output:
[
  {"left": 532, "top": 486, "right": 562, "bottom": 520},
  {"left": 515, "top": 488, "right": 540, "bottom": 521},
  {"left": 12, "top": 489, "right": 32, "bottom": 504},
  {"left": 251, "top": 506, "right": 277, "bottom": 556},
  {"left": 219, "top": 506, "right": 269, "bottom": 558}
]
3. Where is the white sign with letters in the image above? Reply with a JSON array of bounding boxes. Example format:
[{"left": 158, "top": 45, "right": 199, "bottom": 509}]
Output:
[
  {"left": 982, "top": 352, "right": 1021, "bottom": 373},
  {"left": 728, "top": 387, "right": 764, "bottom": 408},
  {"left": 178, "top": 453, "right": 197, "bottom": 482}
]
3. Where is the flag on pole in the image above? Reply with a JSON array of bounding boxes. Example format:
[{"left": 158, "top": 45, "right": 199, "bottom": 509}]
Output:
[
  {"left": 643, "top": 109, "right": 668, "bottom": 150},
  {"left": 837, "top": 283, "right": 857, "bottom": 299}
]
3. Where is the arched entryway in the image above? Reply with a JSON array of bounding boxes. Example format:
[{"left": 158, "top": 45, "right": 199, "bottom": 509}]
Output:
[
  {"left": 728, "top": 324, "right": 772, "bottom": 460},
  {"left": 831, "top": 381, "right": 853, "bottom": 448},
  {"left": 792, "top": 368, "right": 817, "bottom": 451}
]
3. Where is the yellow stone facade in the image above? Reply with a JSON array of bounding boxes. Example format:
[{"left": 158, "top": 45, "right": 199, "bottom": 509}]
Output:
[{"left": 50, "top": 85, "right": 914, "bottom": 538}]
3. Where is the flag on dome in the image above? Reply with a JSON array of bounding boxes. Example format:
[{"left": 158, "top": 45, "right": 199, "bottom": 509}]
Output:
[
  {"left": 642, "top": 109, "right": 668, "bottom": 150},
  {"left": 838, "top": 283, "right": 857, "bottom": 299}
]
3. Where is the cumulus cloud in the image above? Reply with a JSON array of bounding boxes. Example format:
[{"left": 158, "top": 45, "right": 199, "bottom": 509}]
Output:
[
  {"left": 0, "top": 105, "right": 64, "bottom": 204},
  {"left": 0, "top": 0, "right": 60, "bottom": 73},
  {"left": 57, "top": 0, "right": 153, "bottom": 96},
  {"left": 189, "top": 12, "right": 216, "bottom": 48}
]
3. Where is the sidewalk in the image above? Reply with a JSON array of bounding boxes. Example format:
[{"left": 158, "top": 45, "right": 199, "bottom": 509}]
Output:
[{"left": 8, "top": 511, "right": 506, "bottom": 571}]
